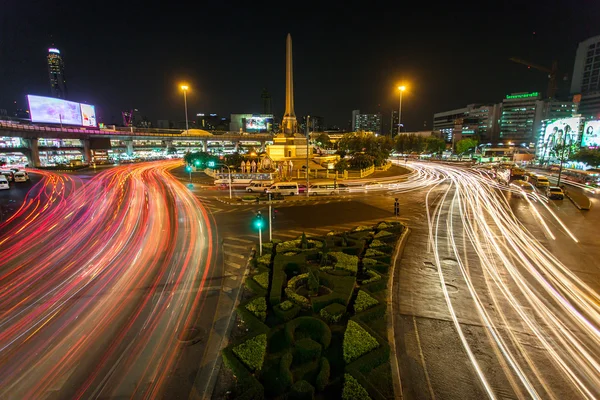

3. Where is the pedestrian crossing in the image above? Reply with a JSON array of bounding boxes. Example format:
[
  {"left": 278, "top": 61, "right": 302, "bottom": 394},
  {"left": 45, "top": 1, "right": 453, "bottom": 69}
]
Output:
[{"left": 194, "top": 195, "right": 354, "bottom": 215}]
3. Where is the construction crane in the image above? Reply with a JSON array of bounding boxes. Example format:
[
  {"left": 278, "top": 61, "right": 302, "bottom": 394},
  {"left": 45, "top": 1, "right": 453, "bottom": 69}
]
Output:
[{"left": 509, "top": 57, "right": 567, "bottom": 99}]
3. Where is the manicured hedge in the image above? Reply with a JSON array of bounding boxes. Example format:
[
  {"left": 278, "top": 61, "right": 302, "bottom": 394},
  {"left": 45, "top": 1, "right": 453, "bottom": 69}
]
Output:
[
  {"left": 343, "top": 321, "right": 379, "bottom": 364},
  {"left": 319, "top": 302, "right": 346, "bottom": 323},
  {"left": 280, "top": 352, "right": 294, "bottom": 390},
  {"left": 311, "top": 274, "right": 356, "bottom": 312},
  {"left": 362, "top": 257, "right": 377, "bottom": 268},
  {"left": 353, "top": 290, "right": 379, "bottom": 313},
  {"left": 270, "top": 255, "right": 289, "bottom": 306},
  {"left": 236, "top": 304, "right": 270, "bottom": 335},
  {"left": 273, "top": 301, "right": 301, "bottom": 322},
  {"left": 222, "top": 347, "right": 265, "bottom": 400},
  {"left": 329, "top": 251, "right": 359, "bottom": 274},
  {"left": 245, "top": 275, "right": 268, "bottom": 296},
  {"left": 365, "top": 248, "right": 386, "bottom": 258},
  {"left": 285, "top": 317, "right": 332, "bottom": 349},
  {"left": 369, "top": 239, "right": 386, "bottom": 248},
  {"left": 315, "top": 357, "right": 330, "bottom": 391},
  {"left": 233, "top": 333, "right": 268, "bottom": 372},
  {"left": 353, "top": 303, "right": 386, "bottom": 325},
  {"left": 246, "top": 297, "right": 267, "bottom": 321},
  {"left": 374, "top": 230, "right": 393, "bottom": 239},
  {"left": 253, "top": 272, "right": 269, "bottom": 289},
  {"left": 288, "top": 380, "right": 315, "bottom": 400},
  {"left": 287, "top": 273, "right": 309, "bottom": 289},
  {"left": 342, "top": 373, "right": 371, "bottom": 400},
  {"left": 295, "top": 338, "right": 322, "bottom": 362},
  {"left": 362, "top": 270, "right": 381, "bottom": 285},
  {"left": 262, "top": 242, "right": 274, "bottom": 253},
  {"left": 256, "top": 253, "right": 272, "bottom": 267},
  {"left": 285, "top": 288, "right": 311, "bottom": 309}
]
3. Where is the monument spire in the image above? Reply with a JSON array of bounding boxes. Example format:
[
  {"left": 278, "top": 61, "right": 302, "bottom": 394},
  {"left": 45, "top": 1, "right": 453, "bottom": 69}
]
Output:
[{"left": 282, "top": 33, "right": 297, "bottom": 135}]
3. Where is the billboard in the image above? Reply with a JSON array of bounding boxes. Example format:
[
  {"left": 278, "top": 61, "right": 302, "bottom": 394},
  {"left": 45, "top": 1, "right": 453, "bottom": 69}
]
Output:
[
  {"left": 538, "top": 117, "right": 582, "bottom": 160},
  {"left": 245, "top": 116, "right": 273, "bottom": 132},
  {"left": 28, "top": 95, "right": 82, "bottom": 125},
  {"left": 582, "top": 121, "right": 600, "bottom": 148},
  {"left": 80, "top": 103, "right": 97, "bottom": 127}
]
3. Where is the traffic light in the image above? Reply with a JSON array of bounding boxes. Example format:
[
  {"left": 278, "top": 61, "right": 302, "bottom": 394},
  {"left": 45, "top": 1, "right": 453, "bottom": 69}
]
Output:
[
  {"left": 208, "top": 161, "right": 216, "bottom": 168},
  {"left": 272, "top": 209, "right": 278, "bottom": 220},
  {"left": 394, "top": 198, "right": 400, "bottom": 216},
  {"left": 194, "top": 160, "right": 201, "bottom": 167},
  {"left": 185, "top": 165, "right": 192, "bottom": 172},
  {"left": 254, "top": 211, "right": 264, "bottom": 229}
]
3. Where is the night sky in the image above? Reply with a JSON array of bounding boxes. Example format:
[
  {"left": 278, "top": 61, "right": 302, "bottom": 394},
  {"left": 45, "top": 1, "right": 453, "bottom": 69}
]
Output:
[{"left": 2, "top": 1, "right": 599, "bottom": 131}]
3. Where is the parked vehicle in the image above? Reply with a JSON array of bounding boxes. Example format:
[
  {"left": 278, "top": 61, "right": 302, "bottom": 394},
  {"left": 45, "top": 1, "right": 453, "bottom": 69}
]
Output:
[
  {"left": 266, "top": 182, "right": 299, "bottom": 196},
  {"left": 245, "top": 182, "right": 271, "bottom": 193},
  {"left": 13, "top": 171, "right": 29, "bottom": 182},
  {"left": 0, "top": 175, "right": 9, "bottom": 190},
  {"left": 546, "top": 186, "right": 564, "bottom": 200},
  {"left": 0, "top": 170, "right": 14, "bottom": 182}
]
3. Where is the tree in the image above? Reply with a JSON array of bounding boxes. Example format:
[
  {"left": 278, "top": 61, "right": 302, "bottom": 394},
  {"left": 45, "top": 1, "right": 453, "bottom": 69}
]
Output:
[
  {"left": 455, "top": 138, "right": 478, "bottom": 154},
  {"left": 167, "top": 146, "right": 177, "bottom": 155},
  {"left": 314, "top": 133, "right": 332, "bottom": 149},
  {"left": 424, "top": 136, "right": 446, "bottom": 154},
  {"left": 184, "top": 151, "right": 212, "bottom": 166},
  {"left": 349, "top": 154, "right": 374, "bottom": 169},
  {"left": 570, "top": 148, "right": 600, "bottom": 167},
  {"left": 300, "top": 232, "right": 309, "bottom": 250},
  {"left": 224, "top": 152, "right": 245, "bottom": 170},
  {"left": 307, "top": 269, "right": 319, "bottom": 296},
  {"left": 334, "top": 159, "right": 350, "bottom": 172}
]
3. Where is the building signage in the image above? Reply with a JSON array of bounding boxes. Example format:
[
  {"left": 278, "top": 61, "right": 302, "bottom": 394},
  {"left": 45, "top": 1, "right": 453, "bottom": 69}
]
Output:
[{"left": 505, "top": 92, "right": 540, "bottom": 100}]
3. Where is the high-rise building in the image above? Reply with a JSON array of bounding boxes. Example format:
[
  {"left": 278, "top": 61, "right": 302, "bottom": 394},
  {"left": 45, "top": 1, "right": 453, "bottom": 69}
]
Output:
[
  {"left": 433, "top": 107, "right": 471, "bottom": 142},
  {"left": 261, "top": 89, "right": 272, "bottom": 115},
  {"left": 499, "top": 92, "right": 542, "bottom": 145},
  {"left": 47, "top": 48, "right": 67, "bottom": 99},
  {"left": 570, "top": 35, "right": 600, "bottom": 95},
  {"left": 354, "top": 112, "right": 382, "bottom": 134},
  {"left": 390, "top": 110, "right": 399, "bottom": 136},
  {"left": 300, "top": 115, "right": 325, "bottom": 132},
  {"left": 351, "top": 110, "right": 360, "bottom": 132},
  {"left": 434, "top": 104, "right": 502, "bottom": 143},
  {"left": 578, "top": 92, "right": 600, "bottom": 118}
]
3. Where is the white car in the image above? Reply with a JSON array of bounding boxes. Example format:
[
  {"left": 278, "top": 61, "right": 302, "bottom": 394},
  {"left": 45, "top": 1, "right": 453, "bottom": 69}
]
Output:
[
  {"left": 0, "top": 175, "right": 9, "bottom": 190},
  {"left": 245, "top": 182, "right": 271, "bottom": 193},
  {"left": 13, "top": 171, "right": 29, "bottom": 182}
]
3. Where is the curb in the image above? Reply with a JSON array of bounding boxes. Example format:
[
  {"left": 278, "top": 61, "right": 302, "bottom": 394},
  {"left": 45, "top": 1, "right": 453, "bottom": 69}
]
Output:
[
  {"left": 387, "top": 224, "right": 410, "bottom": 400},
  {"left": 202, "top": 247, "right": 256, "bottom": 400},
  {"left": 215, "top": 195, "right": 353, "bottom": 206},
  {"left": 565, "top": 191, "right": 591, "bottom": 211}
]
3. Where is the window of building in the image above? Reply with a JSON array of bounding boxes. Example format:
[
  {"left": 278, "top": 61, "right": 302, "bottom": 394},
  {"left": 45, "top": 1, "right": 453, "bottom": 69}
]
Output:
[
  {"left": 587, "top": 58, "right": 593, "bottom": 64},
  {"left": 589, "top": 50, "right": 595, "bottom": 57},
  {"left": 584, "top": 72, "right": 591, "bottom": 78}
]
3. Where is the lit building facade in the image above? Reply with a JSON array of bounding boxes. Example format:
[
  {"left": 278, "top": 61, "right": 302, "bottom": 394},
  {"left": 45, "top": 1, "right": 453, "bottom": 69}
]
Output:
[
  {"left": 499, "top": 92, "right": 542, "bottom": 145},
  {"left": 353, "top": 112, "right": 382, "bottom": 134},
  {"left": 433, "top": 107, "right": 470, "bottom": 142},
  {"left": 571, "top": 35, "right": 600, "bottom": 95},
  {"left": 47, "top": 48, "right": 67, "bottom": 99}
]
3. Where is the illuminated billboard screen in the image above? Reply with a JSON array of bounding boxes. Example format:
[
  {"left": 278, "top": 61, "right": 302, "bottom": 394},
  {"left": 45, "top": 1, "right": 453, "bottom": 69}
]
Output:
[
  {"left": 582, "top": 121, "right": 600, "bottom": 148},
  {"left": 27, "top": 95, "right": 83, "bottom": 125},
  {"left": 245, "top": 116, "right": 273, "bottom": 132},
  {"left": 80, "top": 103, "right": 97, "bottom": 127},
  {"left": 538, "top": 117, "right": 581, "bottom": 159}
]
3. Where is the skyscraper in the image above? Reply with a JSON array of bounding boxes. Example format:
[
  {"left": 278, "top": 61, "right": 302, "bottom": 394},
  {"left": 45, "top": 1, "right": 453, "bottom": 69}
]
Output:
[
  {"left": 570, "top": 35, "right": 600, "bottom": 95},
  {"left": 47, "top": 48, "right": 67, "bottom": 99}
]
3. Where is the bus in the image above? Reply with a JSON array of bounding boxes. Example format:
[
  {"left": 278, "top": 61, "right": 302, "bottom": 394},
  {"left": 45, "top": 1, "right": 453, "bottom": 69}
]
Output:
[
  {"left": 214, "top": 172, "right": 276, "bottom": 186},
  {"left": 561, "top": 169, "right": 600, "bottom": 187}
]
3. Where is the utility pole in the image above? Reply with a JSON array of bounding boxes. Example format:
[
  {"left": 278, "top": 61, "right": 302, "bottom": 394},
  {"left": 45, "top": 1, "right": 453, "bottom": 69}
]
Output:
[
  {"left": 268, "top": 193, "right": 273, "bottom": 242},
  {"left": 306, "top": 115, "right": 310, "bottom": 197}
]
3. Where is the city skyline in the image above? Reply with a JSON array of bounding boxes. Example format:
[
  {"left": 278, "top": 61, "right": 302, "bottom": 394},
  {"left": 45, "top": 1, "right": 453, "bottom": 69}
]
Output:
[{"left": 1, "top": 1, "right": 600, "bottom": 129}]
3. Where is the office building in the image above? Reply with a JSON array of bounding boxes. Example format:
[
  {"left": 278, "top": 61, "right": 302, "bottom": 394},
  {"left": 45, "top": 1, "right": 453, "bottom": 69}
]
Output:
[
  {"left": 390, "top": 110, "right": 399, "bottom": 136},
  {"left": 299, "top": 115, "right": 325, "bottom": 133},
  {"left": 433, "top": 107, "right": 470, "bottom": 142},
  {"left": 353, "top": 112, "right": 382, "bottom": 134},
  {"left": 570, "top": 35, "right": 600, "bottom": 95},
  {"left": 351, "top": 110, "right": 360, "bottom": 132},
  {"left": 47, "top": 48, "right": 67, "bottom": 99},
  {"left": 467, "top": 104, "right": 501, "bottom": 143},
  {"left": 499, "top": 92, "right": 542, "bottom": 145},
  {"left": 261, "top": 89, "right": 272, "bottom": 115}
]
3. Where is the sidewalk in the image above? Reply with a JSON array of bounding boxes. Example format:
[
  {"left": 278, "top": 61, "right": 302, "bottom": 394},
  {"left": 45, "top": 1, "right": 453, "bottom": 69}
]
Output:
[{"left": 564, "top": 187, "right": 591, "bottom": 210}]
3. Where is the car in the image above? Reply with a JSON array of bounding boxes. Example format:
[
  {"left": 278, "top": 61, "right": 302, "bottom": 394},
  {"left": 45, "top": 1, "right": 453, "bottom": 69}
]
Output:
[
  {"left": 0, "top": 175, "right": 9, "bottom": 190},
  {"left": 0, "top": 170, "right": 14, "bottom": 182},
  {"left": 298, "top": 184, "right": 307, "bottom": 193},
  {"left": 546, "top": 186, "right": 564, "bottom": 200},
  {"left": 266, "top": 182, "right": 299, "bottom": 196},
  {"left": 245, "top": 182, "right": 271, "bottom": 193},
  {"left": 13, "top": 171, "right": 29, "bottom": 182},
  {"left": 364, "top": 181, "right": 384, "bottom": 190},
  {"left": 308, "top": 183, "right": 339, "bottom": 196}
]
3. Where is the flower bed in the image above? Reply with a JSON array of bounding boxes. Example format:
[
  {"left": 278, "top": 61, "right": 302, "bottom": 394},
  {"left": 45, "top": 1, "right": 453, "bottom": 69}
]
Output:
[{"left": 343, "top": 320, "right": 379, "bottom": 364}]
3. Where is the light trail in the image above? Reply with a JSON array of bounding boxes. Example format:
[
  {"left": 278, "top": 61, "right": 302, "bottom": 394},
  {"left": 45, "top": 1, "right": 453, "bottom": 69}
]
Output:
[
  {"left": 390, "top": 161, "right": 600, "bottom": 398},
  {"left": 0, "top": 161, "right": 215, "bottom": 398}
]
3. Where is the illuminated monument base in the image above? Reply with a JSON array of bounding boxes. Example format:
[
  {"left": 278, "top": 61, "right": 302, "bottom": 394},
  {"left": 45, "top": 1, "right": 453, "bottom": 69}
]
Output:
[{"left": 266, "top": 133, "right": 309, "bottom": 161}]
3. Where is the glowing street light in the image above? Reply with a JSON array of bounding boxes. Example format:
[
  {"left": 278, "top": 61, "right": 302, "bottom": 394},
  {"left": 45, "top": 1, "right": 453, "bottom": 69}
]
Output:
[
  {"left": 397, "top": 85, "right": 407, "bottom": 135},
  {"left": 180, "top": 84, "right": 190, "bottom": 133}
]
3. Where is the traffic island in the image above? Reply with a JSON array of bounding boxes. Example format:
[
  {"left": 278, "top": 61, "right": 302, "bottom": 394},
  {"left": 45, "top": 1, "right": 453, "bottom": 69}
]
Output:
[
  {"left": 564, "top": 188, "right": 591, "bottom": 210},
  {"left": 216, "top": 222, "right": 406, "bottom": 400}
]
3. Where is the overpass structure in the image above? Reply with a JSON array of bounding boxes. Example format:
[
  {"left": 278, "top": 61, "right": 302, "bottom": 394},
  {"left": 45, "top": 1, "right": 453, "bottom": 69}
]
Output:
[{"left": 0, "top": 122, "right": 274, "bottom": 167}]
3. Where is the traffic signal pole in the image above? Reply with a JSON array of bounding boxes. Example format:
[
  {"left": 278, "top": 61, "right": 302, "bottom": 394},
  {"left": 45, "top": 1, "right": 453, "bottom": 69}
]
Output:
[{"left": 269, "top": 193, "right": 273, "bottom": 242}]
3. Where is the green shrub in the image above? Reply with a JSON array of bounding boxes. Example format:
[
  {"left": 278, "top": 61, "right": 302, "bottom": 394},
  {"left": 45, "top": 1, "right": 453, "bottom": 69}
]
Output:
[
  {"left": 295, "top": 338, "right": 322, "bottom": 362},
  {"left": 285, "top": 317, "right": 332, "bottom": 349},
  {"left": 284, "top": 251, "right": 298, "bottom": 256},
  {"left": 319, "top": 302, "right": 346, "bottom": 323},
  {"left": 287, "top": 273, "right": 309, "bottom": 290},
  {"left": 307, "top": 269, "right": 319, "bottom": 296},
  {"left": 329, "top": 251, "right": 359, "bottom": 274},
  {"left": 343, "top": 321, "right": 378, "bottom": 363},
  {"left": 353, "top": 225, "right": 371, "bottom": 232},
  {"left": 319, "top": 266, "right": 334, "bottom": 272},
  {"left": 354, "top": 290, "right": 379, "bottom": 313},
  {"left": 262, "top": 242, "right": 274, "bottom": 252},
  {"left": 354, "top": 304, "right": 386, "bottom": 325},
  {"left": 343, "top": 373, "right": 371, "bottom": 400},
  {"left": 273, "top": 301, "right": 301, "bottom": 322},
  {"left": 245, "top": 296, "right": 267, "bottom": 321},
  {"left": 270, "top": 255, "right": 290, "bottom": 306},
  {"left": 362, "top": 258, "right": 377, "bottom": 268},
  {"left": 285, "top": 288, "right": 311, "bottom": 309},
  {"left": 369, "top": 239, "right": 385, "bottom": 248},
  {"left": 376, "top": 222, "right": 393, "bottom": 230},
  {"left": 253, "top": 272, "right": 269, "bottom": 289},
  {"left": 365, "top": 248, "right": 386, "bottom": 258},
  {"left": 288, "top": 380, "right": 315, "bottom": 400},
  {"left": 280, "top": 352, "right": 294, "bottom": 390},
  {"left": 256, "top": 253, "right": 271, "bottom": 267},
  {"left": 237, "top": 305, "right": 270, "bottom": 335},
  {"left": 371, "top": 263, "right": 389, "bottom": 275},
  {"left": 233, "top": 334, "right": 267, "bottom": 372},
  {"left": 222, "top": 347, "right": 264, "bottom": 399},
  {"left": 362, "top": 270, "right": 381, "bottom": 285},
  {"left": 315, "top": 357, "right": 330, "bottom": 391},
  {"left": 277, "top": 239, "right": 301, "bottom": 252},
  {"left": 374, "top": 230, "right": 392, "bottom": 239},
  {"left": 312, "top": 274, "right": 356, "bottom": 312},
  {"left": 280, "top": 300, "right": 294, "bottom": 311}
]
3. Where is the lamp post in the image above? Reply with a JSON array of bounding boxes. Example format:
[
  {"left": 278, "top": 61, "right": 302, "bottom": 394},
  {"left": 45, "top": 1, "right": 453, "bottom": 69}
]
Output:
[
  {"left": 398, "top": 86, "right": 406, "bottom": 135},
  {"left": 180, "top": 84, "right": 189, "bottom": 133},
  {"left": 306, "top": 115, "right": 310, "bottom": 197},
  {"left": 211, "top": 161, "right": 233, "bottom": 199}
]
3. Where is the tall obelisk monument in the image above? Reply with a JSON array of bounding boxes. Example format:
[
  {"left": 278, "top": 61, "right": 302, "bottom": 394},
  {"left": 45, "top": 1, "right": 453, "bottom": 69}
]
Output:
[{"left": 282, "top": 33, "right": 297, "bottom": 135}]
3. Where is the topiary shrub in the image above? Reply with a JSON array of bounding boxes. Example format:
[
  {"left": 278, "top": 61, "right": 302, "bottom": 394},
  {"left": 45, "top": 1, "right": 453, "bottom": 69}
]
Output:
[
  {"left": 319, "top": 302, "right": 346, "bottom": 323},
  {"left": 362, "top": 270, "right": 381, "bottom": 285},
  {"left": 287, "top": 273, "right": 309, "bottom": 290},
  {"left": 256, "top": 253, "right": 272, "bottom": 267},
  {"left": 280, "top": 300, "right": 294, "bottom": 310},
  {"left": 329, "top": 251, "right": 359, "bottom": 274},
  {"left": 365, "top": 248, "right": 386, "bottom": 258},
  {"left": 285, "top": 288, "right": 311, "bottom": 309},
  {"left": 353, "top": 290, "right": 379, "bottom": 313},
  {"left": 253, "top": 272, "right": 269, "bottom": 289},
  {"left": 301, "top": 232, "right": 309, "bottom": 249},
  {"left": 342, "top": 373, "right": 371, "bottom": 400},
  {"left": 343, "top": 321, "right": 379, "bottom": 364},
  {"left": 273, "top": 301, "right": 301, "bottom": 322},
  {"left": 294, "top": 338, "right": 322, "bottom": 363},
  {"left": 262, "top": 242, "right": 274, "bottom": 253},
  {"left": 353, "top": 225, "right": 371, "bottom": 232},
  {"left": 245, "top": 296, "right": 267, "bottom": 321},
  {"left": 315, "top": 357, "right": 330, "bottom": 392},
  {"left": 307, "top": 269, "right": 319, "bottom": 296},
  {"left": 285, "top": 317, "right": 332, "bottom": 349},
  {"left": 362, "top": 258, "right": 377, "bottom": 268},
  {"left": 279, "top": 351, "right": 294, "bottom": 390},
  {"left": 374, "top": 230, "right": 392, "bottom": 239},
  {"left": 233, "top": 333, "right": 268, "bottom": 372},
  {"left": 369, "top": 239, "right": 385, "bottom": 248},
  {"left": 288, "top": 380, "right": 315, "bottom": 400},
  {"left": 222, "top": 347, "right": 265, "bottom": 399}
]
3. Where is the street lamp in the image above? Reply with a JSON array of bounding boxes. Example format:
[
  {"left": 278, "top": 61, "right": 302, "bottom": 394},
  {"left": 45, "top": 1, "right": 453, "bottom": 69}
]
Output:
[
  {"left": 397, "top": 86, "right": 406, "bottom": 135},
  {"left": 210, "top": 161, "right": 233, "bottom": 199},
  {"left": 180, "top": 84, "right": 189, "bottom": 133},
  {"left": 306, "top": 115, "right": 310, "bottom": 197}
]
